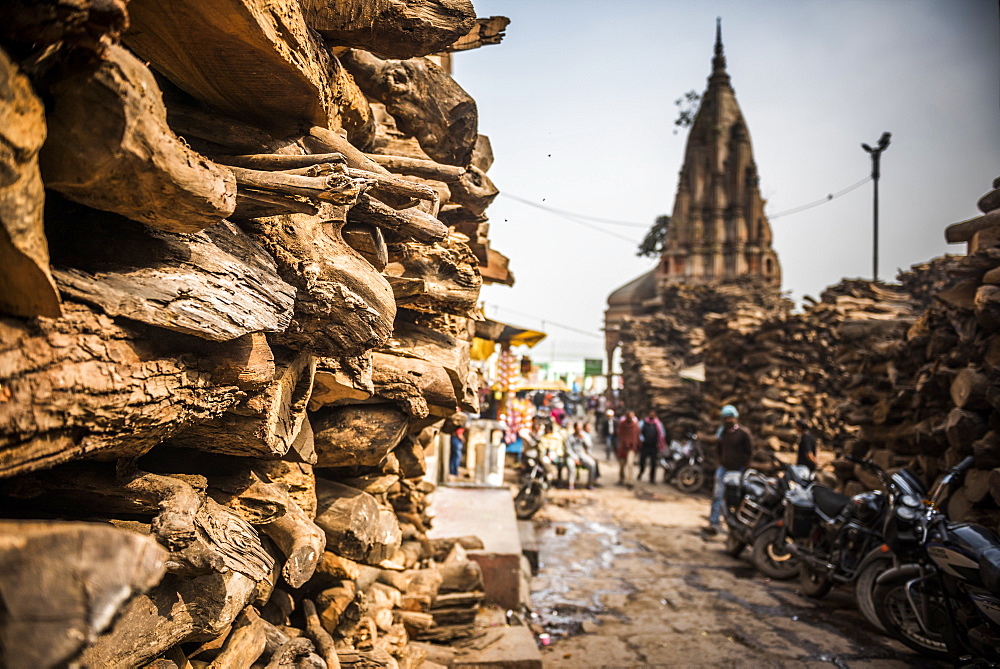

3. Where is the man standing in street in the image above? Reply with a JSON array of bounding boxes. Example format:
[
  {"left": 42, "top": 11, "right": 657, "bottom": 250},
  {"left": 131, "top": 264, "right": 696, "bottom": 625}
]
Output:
[
  {"left": 795, "top": 419, "right": 817, "bottom": 471},
  {"left": 616, "top": 410, "right": 640, "bottom": 487},
  {"left": 637, "top": 411, "right": 666, "bottom": 484},
  {"left": 705, "top": 405, "right": 752, "bottom": 535}
]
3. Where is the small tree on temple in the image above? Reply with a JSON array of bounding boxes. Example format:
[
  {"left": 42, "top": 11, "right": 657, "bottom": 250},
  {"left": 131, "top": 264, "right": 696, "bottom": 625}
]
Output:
[{"left": 637, "top": 214, "right": 670, "bottom": 258}]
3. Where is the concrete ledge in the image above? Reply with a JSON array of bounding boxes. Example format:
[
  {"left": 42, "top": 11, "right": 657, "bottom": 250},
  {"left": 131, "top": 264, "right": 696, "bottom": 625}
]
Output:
[{"left": 428, "top": 487, "right": 523, "bottom": 610}]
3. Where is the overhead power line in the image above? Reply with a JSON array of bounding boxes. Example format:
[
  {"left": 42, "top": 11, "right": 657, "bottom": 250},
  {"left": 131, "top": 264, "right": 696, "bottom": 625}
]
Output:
[
  {"left": 485, "top": 303, "right": 603, "bottom": 339},
  {"left": 767, "top": 177, "right": 872, "bottom": 219}
]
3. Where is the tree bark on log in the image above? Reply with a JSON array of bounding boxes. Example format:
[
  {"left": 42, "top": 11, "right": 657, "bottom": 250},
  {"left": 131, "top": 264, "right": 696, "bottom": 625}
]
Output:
[
  {"left": 39, "top": 45, "right": 236, "bottom": 233},
  {"left": 205, "top": 607, "right": 267, "bottom": 669},
  {"left": 77, "top": 571, "right": 258, "bottom": 669},
  {"left": 0, "top": 520, "right": 167, "bottom": 669},
  {"left": 341, "top": 50, "right": 477, "bottom": 167},
  {"left": 166, "top": 349, "right": 315, "bottom": 459},
  {"left": 314, "top": 478, "right": 382, "bottom": 563},
  {"left": 0, "top": 302, "right": 245, "bottom": 478},
  {"left": 0, "top": 49, "right": 61, "bottom": 318},
  {"left": 124, "top": 0, "right": 335, "bottom": 136},
  {"left": 312, "top": 403, "right": 410, "bottom": 468},
  {"left": 304, "top": 0, "right": 475, "bottom": 59},
  {"left": 384, "top": 237, "right": 482, "bottom": 318},
  {"left": 45, "top": 205, "right": 296, "bottom": 342},
  {"left": 239, "top": 211, "right": 396, "bottom": 358}
]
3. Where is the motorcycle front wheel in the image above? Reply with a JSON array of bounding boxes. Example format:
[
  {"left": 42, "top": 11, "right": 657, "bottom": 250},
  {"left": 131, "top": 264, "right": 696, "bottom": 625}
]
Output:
[
  {"left": 514, "top": 481, "right": 546, "bottom": 519},
  {"left": 798, "top": 562, "right": 833, "bottom": 598},
  {"left": 872, "top": 569, "right": 951, "bottom": 660},
  {"left": 752, "top": 525, "right": 800, "bottom": 580},
  {"left": 674, "top": 464, "right": 705, "bottom": 493},
  {"left": 854, "top": 555, "right": 892, "bottom": 632}
]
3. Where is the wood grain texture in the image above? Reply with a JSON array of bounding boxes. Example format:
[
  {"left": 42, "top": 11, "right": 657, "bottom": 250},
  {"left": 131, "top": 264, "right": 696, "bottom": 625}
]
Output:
[
  {"left": 0, "top": 49, "right": 61, "bottom": 318},
  {"left": 39, "top": 45, "right": 236, "bottom": 233}
]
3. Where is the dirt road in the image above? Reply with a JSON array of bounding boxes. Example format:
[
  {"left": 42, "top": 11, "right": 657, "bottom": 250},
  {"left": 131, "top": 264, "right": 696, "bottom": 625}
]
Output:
[{"left": 525, "top": 461, "right": 940, "bottom": 668}]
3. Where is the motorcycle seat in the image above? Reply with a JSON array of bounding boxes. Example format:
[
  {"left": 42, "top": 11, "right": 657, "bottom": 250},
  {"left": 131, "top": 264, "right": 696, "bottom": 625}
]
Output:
[
  {"left": 812, "top": 485, "right": 851, "bottom": 517},
  {"left": 980, "top": 546, "right": 1000, "bottom": 595}
]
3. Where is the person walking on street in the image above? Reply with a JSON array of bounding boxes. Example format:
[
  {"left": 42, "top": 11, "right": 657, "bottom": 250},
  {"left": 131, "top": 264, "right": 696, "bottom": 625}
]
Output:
[
  {"left": 616, "top": 410, "right": 640, "bottom": 486},
  {"left": 705, "top": 405, "right": 753, "bottom": 535},
  {"left": 565, "top": 422, "right": 598, "bottom": 489},
  {"left": 598, "top": 409, "right": 617, "bottom": 459},
  {"left": 795, "top": 419, "right": 817, "bottom": 471},
  {"left": 449, "top": 427, "right": 465, "bottom": 478},
  {"left": 637, "top": 411, "right": 666, "bottom": 484}
]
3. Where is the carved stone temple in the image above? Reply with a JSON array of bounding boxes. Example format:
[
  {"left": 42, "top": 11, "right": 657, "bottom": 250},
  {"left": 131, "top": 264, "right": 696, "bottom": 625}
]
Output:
[{"left": 604, "top": 21, "right": 785, "bottom": 425}]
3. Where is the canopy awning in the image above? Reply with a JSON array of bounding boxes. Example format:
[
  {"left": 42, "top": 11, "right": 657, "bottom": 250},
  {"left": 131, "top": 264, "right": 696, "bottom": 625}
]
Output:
[{"left": 470, "top": 318, "right": 547, "bottom": 360}]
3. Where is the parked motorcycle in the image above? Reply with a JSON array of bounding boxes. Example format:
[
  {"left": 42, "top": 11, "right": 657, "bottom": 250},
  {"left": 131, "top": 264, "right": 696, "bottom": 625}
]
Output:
[
  {"left": 513, "top": 447, "right": 554, "bottom": 519},
  {"left": 872, "top": 456, "right": 1000, "bottom": 662},
  {"left": 782, "top": 455, "right": 927, "bottom": 626},
  {"left": 722, "top": 464, "right": 813, "bottom": 559},
  {"left": 660, "top": 435, "right": 709, "bottom": 493}
]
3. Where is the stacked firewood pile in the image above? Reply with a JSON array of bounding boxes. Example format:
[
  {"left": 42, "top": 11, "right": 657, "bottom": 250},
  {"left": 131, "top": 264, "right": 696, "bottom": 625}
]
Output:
[
  {"left": 832, "top": 178, "right": 1000, "bottom": 529},
  {"left": 0, "top": 1, "right": 511, "bottom": 666},
  {"left": 702, "top": 280, "right": 914, "bottom": 463},
  {"left": 617, "top": 278, "right": 789, "bottom": 437}
]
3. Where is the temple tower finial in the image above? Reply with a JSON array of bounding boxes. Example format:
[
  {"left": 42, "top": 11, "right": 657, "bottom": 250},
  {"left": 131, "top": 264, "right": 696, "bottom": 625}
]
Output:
[{"left": 713, "top": 17, "right": 726, "bottom": 73}]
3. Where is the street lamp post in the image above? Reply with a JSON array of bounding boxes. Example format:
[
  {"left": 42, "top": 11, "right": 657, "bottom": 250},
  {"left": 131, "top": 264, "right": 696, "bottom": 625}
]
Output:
[{"left": 861, "top": 132, "right": 891, "bottom": 282}]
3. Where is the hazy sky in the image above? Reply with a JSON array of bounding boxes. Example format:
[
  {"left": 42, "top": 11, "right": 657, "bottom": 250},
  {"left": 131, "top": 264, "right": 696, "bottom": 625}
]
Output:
[{"left": 451, "top": 1, "right": 1000, "bottom": 368}]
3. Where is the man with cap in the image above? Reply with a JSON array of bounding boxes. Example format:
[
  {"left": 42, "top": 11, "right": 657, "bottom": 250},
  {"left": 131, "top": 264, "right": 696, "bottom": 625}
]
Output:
[{"left": 704, "top": 404, "right": 753, "bottom": 535}]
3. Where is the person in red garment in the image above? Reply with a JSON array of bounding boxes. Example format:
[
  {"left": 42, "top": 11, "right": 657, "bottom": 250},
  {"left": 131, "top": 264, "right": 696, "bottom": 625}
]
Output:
[{"left": 616, "top": 410, "right": 641, "bottom": 487}]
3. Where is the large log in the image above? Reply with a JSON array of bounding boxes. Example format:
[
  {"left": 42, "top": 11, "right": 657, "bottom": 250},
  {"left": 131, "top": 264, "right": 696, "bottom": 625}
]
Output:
[
  {"left": 39, "top": 44, "right": 236, "bottom": 233},
  {"left": 303, "top": 0, "right": 475, "bottom": 60},
  {"left": 312, "top": 403, "right": 411, "bottom": 468},
  {"left": 206, "top": 607, "right": 267, "bottom": 669},
  {"left": 239, "top": 209, "right": 396, "bottom": 358},
  {"left": 0, "top": 302, "right": 243, "bottom": 478},
  {"left": 314, "top": 478, "right": 385, "bottom": 563},
  {"left": 341, "top": 50, "right": 477, "bottom": 167},
  {"left": 260, "top": 496, "right": 327, "bottom": 589},
  {"left": 0, "top": 49, "right": 61, "bottom": 318},
  {"left": 0, "top": 521, "right": 167, "bottom": 669},
  {"left": 372, "top": 351, "right": 457, "bottom": 418},
  {"left": 385, "top": 321, "right": 472, "bottom": 409},
  {"left": 443, "top": 16, "right": 510, "bottom": 53},
  {"left": 310, "top": 352, "right": 375, "bottom": 409},
  {"left": 166, "top": 349, "right": 315, "bottom": 459},
  {"left": 46, "top": 203, "right": 295, "bottom": 342},
  {"left": 124, "top": 0, "right": 334, "bottom": 136},
  {"left": 77, "top": 570, "right": 258, "bottom": 669},
  {"left": 384, "top": 236, "right": 482, "bottom": 317}
]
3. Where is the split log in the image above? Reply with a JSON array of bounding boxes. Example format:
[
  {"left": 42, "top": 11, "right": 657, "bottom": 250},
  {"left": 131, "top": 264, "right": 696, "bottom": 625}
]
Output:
[
  {"left": 315, "top": 580, "right": 358, "bottom": 633},
  {"left": 77, "top": 570, "right": 258, "bottom": 669},
  {"left": 164, "top": 102, "right": 300, "bottom": 155},
  {"left": 973, "top": 431, "right": 1000, "bottom": 470},
  {"left": 480, "top": 247, "right": 515, "bottom": 286},
  {"left": 209, "top": 333, "right": 276, "bottom": 391},
  {"left": 368, "top": 508, "right": 404, "bottom": 564},
  {"left": 314, "top": 478, "right": 381, "bottom": 562},
  {"left": 39, "top": 44, "right": 236, "bottom": 233},
  {"left": 443, "top": 16, "right": 510, "bottom": 53},
  {"left": 341, "top": 50, "right": 477, "bottom": 167},
  {"left": 945, "top": 408, "right": 989, "bottom": 451},
  {"left": 240, "top": 211, "right": 395, "bottom": 358},
  {"left": 209, "top": 469, "right": 289, "bottom": 525},
  {"left": 0, "top": 49, "right": 61, "bottom": 318},
  {"left": 45, "top": 204, "right": 296, "bottom": 342},
  {"left": 0, "top": 521, "right": 167, "bottom": 669},
  {"left": 314, "top": 551, "right": 362, "bottom": 587},
  {"left": 312, "top": 403, "right": 411, "bottom": 468},
  {"left": 372, "top": 351, "right": 458, "bottom": 417},
  {"left": 303, "top": 0, "right": 475, "bottom": 60},
  {"left": 975, "top": 284, "right": 1000, "bottom": 330},
  {"left": 367, "top": 154, "right": 497, "bottom": 215},
  {"left": 963, "top": 468, "right": 993, "bottom": 503},
  {"left": 252, "top": 457, "right": 318, "bottom": 518},
  {"left": 311, "top": 352, "right": 375, "bottom": 409},
  {"left": 260, "top": 497, "right": 327, "bottom": 589},
  {"left": 125, "top": 0, "right": 335, "bottom": 136},
  {"left": 166, "top": 349, "right": 315, "bottom": 459},
  {"left": 206, "top": 607, "right": 267, "bottom": 669},
  {"left": 0, "top": 0, "right": 128, "bottom": 56},
  {"left": 384, "top": 237, "right": 482, "bottom": 317},
  {"left": 0, "top": 302, "right": 244, "bottom": 478},
  {"left": 342, "top": 223, "right": 389, "bottom": 271},
  {"left": 394, "top": 437, "right": 427, "bottom": 479},
  {"left": 951, "top": 367, "right": 990, "bottom": 411},
  {"left": 385, "top": 321, "right": 473, "bottom": 409},
  {"left": 349, "top": 193, "right": 448, "bottom": 244}
]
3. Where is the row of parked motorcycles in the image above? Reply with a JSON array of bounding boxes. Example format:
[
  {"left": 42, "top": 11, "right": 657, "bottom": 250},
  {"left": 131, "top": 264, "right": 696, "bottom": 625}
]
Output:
[{"left": 724, "top": 455, "right": 1000, "bottom": 663}]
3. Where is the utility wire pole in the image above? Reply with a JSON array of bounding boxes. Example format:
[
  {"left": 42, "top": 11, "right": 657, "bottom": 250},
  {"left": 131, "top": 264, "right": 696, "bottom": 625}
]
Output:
[{"left": 861, "top": 132, "right": 891, "bottom": 281}]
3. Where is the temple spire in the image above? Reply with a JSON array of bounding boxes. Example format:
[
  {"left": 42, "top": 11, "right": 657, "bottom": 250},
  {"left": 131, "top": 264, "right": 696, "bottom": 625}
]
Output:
[{"left": 713, "top": 17, "right": 727, "bottom": 74}]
